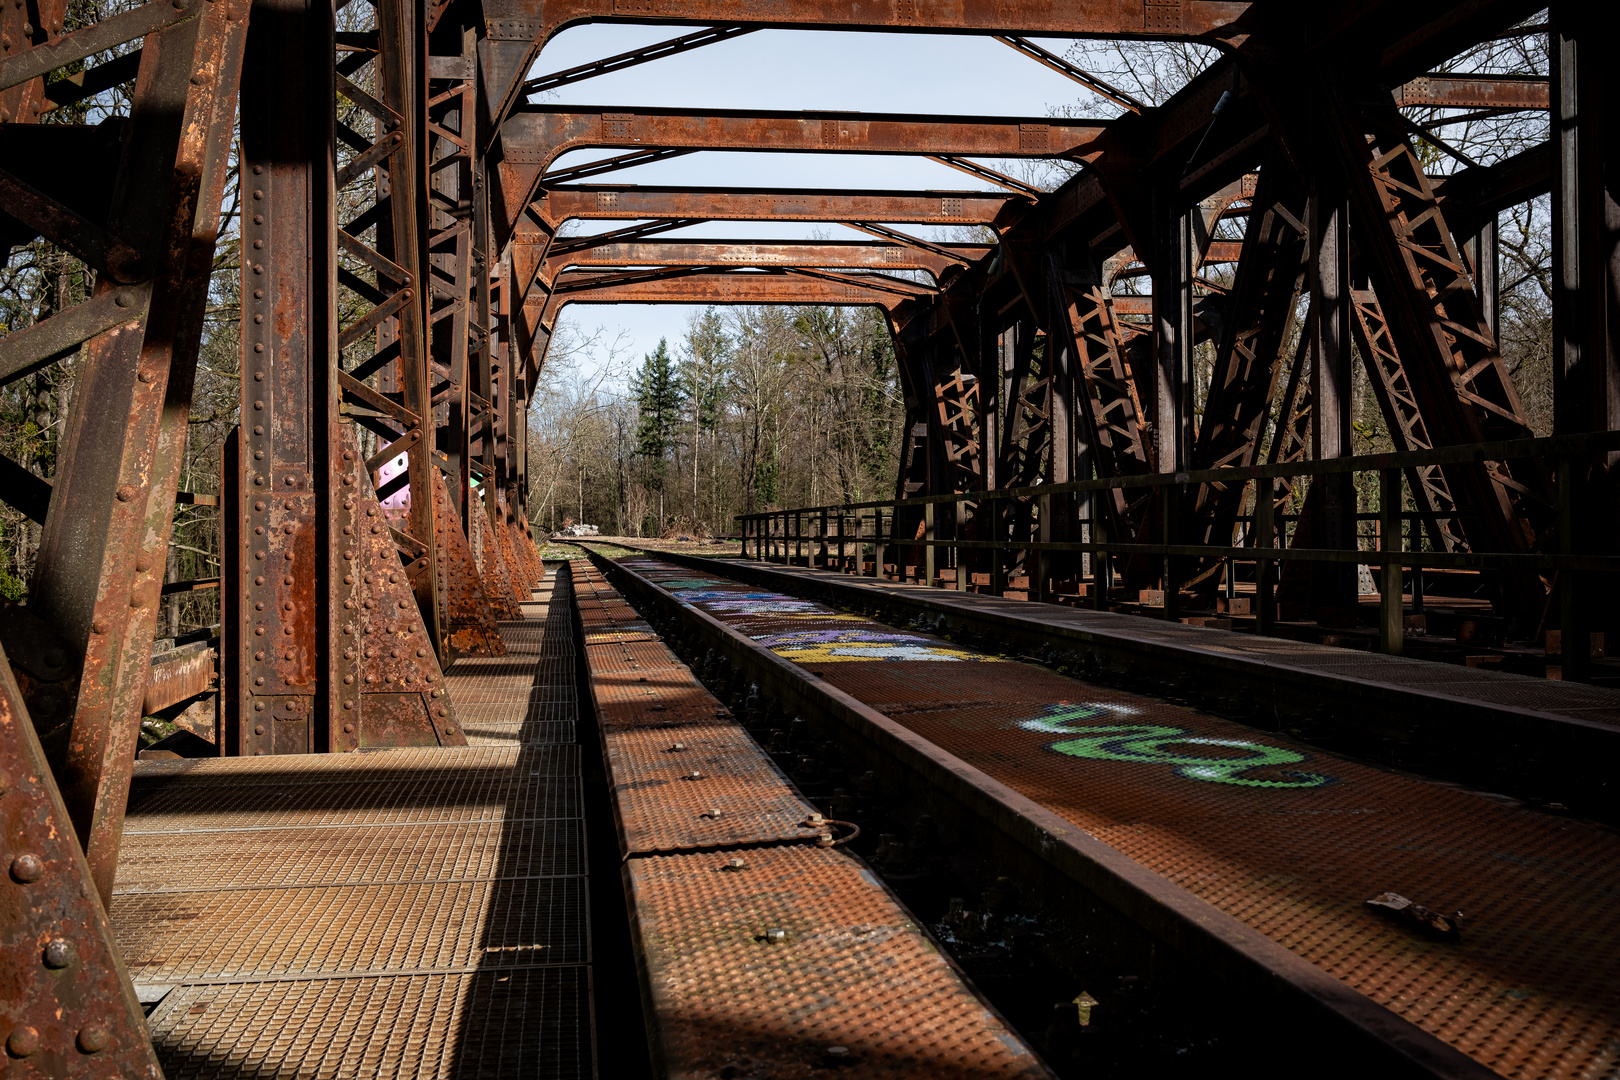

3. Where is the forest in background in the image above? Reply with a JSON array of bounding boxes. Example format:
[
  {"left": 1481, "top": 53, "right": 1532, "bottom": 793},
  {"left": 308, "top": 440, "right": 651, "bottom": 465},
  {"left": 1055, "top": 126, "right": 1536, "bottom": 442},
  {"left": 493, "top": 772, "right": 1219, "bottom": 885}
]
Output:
[
  {"left": 528, "top": 304, "right": 902, "bottom": 539},
  {"left": 1, "top": 17, "right": 1555, "bottom": 628}
]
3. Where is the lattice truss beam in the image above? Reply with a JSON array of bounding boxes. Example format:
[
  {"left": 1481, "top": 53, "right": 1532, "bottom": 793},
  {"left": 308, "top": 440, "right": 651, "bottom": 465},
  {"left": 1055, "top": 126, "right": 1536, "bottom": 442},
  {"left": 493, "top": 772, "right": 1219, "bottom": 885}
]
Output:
[{"left": 0, "top": 0, "right": 1610, "bottom": 1053}]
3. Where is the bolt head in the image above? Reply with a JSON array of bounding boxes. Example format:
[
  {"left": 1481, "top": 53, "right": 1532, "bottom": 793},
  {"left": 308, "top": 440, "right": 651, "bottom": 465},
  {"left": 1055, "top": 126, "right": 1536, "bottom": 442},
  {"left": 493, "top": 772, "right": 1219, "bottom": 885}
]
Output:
[
  {"left": 7, "top": 1025, "right": 39, "bottom": 1056},
  {"left": 77, "top": 1024, "right": 110, "bottom": 1054},
  {"left": 42, "top": 938, "right": 76, "bottom": 968}
]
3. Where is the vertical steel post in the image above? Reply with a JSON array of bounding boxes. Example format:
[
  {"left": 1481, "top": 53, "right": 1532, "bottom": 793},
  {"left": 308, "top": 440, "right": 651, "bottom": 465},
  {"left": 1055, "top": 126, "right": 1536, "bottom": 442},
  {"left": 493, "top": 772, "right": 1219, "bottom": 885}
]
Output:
[
  {"left": 874, "top": 509, "right": 885, "bottom": 578},
  {"left": 837, "top": 510, "right": 846, "bottom": 571},
  {"left": 924, "top": 501, "right": 936, "bottom": 586},
  {"left": 1033, "top": 492, "right": 1051, "bottom": 602},
  {"left": 1558, "top": 457, "right": 1589, "bottom": 680},
  {"left": 1256, "top": 477, "right": 1275, "bottom": 636},
  {"left": 377, "top": 0, "right": 443, "bottom": 651},
  {"left": 1091, "top": 503, "right": 1109, "bottom": 611},
  {"left": 234, "top": 0, "right": 335, "bottom": 759},
  {"left": 1309, "top": 187, "right": 1357, "bottom": 614},
  {"left": 1379, "top": 468, "right": 1405, "bottom": 655}
]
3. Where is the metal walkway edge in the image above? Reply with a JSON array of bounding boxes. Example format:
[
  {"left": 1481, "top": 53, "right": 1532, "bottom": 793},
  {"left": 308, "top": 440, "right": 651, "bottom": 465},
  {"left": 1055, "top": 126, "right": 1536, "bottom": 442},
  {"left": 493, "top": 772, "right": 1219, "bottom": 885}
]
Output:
[
  {"left": 641, "top": 554, "right": 1620, "bottom": 822},
  {"left": 570, "top": 558, "right": 1054, "bottom": 1080},
  {"left": 110, "top": 573, "right": 594, "bottom": 1078},
  {"left": 594, "top": 549, "right": 1620, "bottom": 1080}
]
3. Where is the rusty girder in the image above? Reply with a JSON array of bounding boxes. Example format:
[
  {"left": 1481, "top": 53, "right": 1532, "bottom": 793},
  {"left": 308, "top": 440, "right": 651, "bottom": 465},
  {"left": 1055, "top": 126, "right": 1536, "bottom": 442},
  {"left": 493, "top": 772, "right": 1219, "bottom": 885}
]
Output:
[
  {"left": 534, "top": 185, "right": 1026, "bottom": 229},
  {"left": 494, "top": 105, "right": 1109, "bottom": 245},
  {"left": 542, "top": 238, "right": 990, "bottom": 284},
  {"left": 534, "top": 268, "right": 910, "bottom": 330},
  {"left": 475, "top": 0, "right": 1253, "bottom": 141}
]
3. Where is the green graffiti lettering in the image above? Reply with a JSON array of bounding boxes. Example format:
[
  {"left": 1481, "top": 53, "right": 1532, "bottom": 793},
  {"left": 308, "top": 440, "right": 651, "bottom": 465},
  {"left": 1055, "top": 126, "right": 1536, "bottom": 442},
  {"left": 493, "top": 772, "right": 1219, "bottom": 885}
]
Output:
[{"left": 1019, "top": 705, "right": 1331, "bottom": 789}]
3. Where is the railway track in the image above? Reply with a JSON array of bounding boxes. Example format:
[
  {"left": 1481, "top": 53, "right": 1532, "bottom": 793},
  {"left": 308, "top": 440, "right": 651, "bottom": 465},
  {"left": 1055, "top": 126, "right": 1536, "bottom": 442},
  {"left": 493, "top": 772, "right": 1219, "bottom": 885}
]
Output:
[{"left": 579, "top": 543, "right": 1620, "bottom": 1080}]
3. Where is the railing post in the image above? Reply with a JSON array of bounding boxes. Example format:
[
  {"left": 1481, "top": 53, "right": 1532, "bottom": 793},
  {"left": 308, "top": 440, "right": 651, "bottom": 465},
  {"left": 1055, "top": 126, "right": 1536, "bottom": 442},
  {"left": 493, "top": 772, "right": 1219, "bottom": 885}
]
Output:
[
  {"left": 819, "top": 509, "right": 829, "bottom": 568},
  {"left": 991, "top": 500, "right": 1006, "bottom": 596},
  {"left": 1559, "top": 457, "right": 1589, "bottom": 680},
  {"left": 955, "top": 499, "right": 969, "bottom": 593},
  {"left": 837, "top": 509, "right": 846, "bottom": 572},
  {"left": 1092, "top": 504, "right": 1109, "bottom": 611},
  {"left": 1033, "top": 493, "right": 1050, "bottom": 603},
  {"left": 1160, "top": 483, "right": 1178, "bottom": 620},
  {"left": 924, "top": 502, "right": 936, "bottom": 587},
  {"left": 1379, "top": 468, "right": 1404, "bottom": 655},
  {"left": 1256, "top": 477, "right": 1275, "bottom": 636},
  {"left": 874, "top": 509, "right": 885, "bottom": 578}
]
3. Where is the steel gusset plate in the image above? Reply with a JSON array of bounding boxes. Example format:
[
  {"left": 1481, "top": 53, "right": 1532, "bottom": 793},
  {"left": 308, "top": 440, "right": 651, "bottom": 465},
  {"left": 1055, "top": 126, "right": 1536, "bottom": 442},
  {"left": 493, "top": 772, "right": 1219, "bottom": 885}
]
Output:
[
  {"left": 627, "top": 845, "right": 1051, "bottom": 1080},
  {"left": 469, "top": 498, "right": 522, "bottom": 619},
  {"left": 330, "top": 429, "right": 465, "bottom": 751},
  {"left": 0, "top": 646, "right": 162, "bottom": 1078},
  {"left": 432, "top": 469, "right": 506, "bottom": 658}
]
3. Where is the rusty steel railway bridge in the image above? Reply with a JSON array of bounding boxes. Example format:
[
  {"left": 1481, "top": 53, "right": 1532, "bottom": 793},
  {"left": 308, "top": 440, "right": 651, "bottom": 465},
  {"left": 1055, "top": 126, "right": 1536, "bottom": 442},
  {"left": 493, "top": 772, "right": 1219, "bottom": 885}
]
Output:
[{"left": 0, "top": 0, "right": 1617, "bottom": 1076}]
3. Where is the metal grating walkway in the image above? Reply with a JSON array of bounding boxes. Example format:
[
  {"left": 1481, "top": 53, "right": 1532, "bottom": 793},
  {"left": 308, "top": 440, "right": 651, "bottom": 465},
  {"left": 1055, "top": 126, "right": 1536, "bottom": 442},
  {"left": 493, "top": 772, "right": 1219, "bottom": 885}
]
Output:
[
  {"left": 112, "top": 572, "right": 594, "bottom": 1079},
  {"left": 615, "top": 554, "right": 1620, "bottom": 1080},
  {"left": 572, "top": 559, "right": 1053, "bottom": 1080}
]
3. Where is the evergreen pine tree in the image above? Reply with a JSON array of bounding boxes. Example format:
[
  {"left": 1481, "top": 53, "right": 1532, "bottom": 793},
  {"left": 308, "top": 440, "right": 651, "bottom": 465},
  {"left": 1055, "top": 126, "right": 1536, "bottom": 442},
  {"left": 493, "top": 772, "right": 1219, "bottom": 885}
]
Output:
[{"left": 630, "top": 338, "right": 683, "bottom": 527}]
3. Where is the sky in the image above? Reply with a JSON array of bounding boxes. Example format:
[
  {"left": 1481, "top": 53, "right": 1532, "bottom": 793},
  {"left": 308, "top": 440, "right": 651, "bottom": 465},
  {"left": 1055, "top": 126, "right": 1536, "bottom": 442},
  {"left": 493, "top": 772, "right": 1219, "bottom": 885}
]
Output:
[{"left": 528, "top": 25, "right": 1112, "bottom": 392}]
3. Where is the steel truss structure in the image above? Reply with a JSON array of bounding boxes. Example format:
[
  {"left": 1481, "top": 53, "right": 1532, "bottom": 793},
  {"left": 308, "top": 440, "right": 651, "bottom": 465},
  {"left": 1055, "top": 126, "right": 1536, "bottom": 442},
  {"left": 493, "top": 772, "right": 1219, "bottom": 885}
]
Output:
[{"left": 0, "top": 0, "right": 1615, "bottom": 1064}]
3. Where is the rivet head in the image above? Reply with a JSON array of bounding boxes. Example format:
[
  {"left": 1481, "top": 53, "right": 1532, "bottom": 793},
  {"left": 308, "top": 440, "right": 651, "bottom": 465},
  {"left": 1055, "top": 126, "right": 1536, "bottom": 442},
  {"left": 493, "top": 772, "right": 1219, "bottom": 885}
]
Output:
[
  {"left": 77, "top": 1024, "right": 110, "bottom": 1054},
  {"left": 8, "top": 1026, "right": 39, "bottom": 1056},
  {"left": 137, "top": 369, "right": 153, "bottom": 383},
  {"left": 343, "top": 723, "right": 354, "bottom": 733},
  {"left": 255, "top": 724, "right": 265, "bottom": 734},
  {"left": 91, "top": 620, "right": 108, "bottom": 634},
  {"left": 42, "top": 938, "right": 76, "bottom": 968},
  {"left": 115, "top": 484, "right": 137, "bottom": 502},
  {"left": 254, "top": 702, "right": 265, "bottom": 711},
  {"left": 11, "top": 853, "right": 44, "bottom": 882}
]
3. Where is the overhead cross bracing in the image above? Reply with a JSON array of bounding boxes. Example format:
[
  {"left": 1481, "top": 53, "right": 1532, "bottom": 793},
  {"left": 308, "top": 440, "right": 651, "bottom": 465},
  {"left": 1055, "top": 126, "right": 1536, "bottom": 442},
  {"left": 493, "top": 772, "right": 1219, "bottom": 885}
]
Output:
[{"left": 0, "top": 0, "right": 1614, "bottom": 1075}]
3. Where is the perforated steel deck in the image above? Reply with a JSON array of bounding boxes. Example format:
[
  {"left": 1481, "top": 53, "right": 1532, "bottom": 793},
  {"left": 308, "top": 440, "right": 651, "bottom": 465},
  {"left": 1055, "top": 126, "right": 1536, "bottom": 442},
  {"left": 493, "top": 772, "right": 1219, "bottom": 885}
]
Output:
[
  {"left": 617, "top": 554, "right": 1620, "bottom": 1080},
  {"left": 629, "top": 844, "right": 1048, "bottom": 1080},
  {"left": 114, "top": 570, "right": 595, "bottom": 1078},
  {"left": 573, "top": 559, "right": 1055, "bottom": 1078}
]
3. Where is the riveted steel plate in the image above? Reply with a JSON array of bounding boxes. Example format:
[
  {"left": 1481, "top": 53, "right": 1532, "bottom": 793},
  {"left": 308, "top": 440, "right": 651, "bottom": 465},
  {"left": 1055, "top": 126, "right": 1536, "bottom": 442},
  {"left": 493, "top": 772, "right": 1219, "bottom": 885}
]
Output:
[
  {"left": 624, "top": 556, "right": 1620, "bottom": 1080},
  {"left": 115, "top": 818, "right": 584, "bottom": 893},
  {"left": 604, "top": 724, "right": 817, "bottom": 854},
  {"left": 628, "top": 845, "right": 1051, "bottom": 1080},
  {"left": 147, "top": 967, "right": 592, "bottom": 1079}
]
